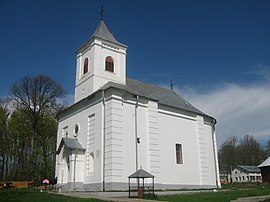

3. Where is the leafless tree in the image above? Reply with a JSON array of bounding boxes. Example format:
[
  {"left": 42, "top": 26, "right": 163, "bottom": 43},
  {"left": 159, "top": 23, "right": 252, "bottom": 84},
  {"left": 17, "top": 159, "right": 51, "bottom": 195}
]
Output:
[{"left": 8, "top": 75, "right": 66, "bottom": 180}]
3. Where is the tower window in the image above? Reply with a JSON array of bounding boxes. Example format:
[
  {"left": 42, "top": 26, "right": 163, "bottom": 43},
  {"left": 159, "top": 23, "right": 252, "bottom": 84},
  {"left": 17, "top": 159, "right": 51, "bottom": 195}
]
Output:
[
  {"left": 176, "top": 143, "right": 183, "bottom": 164},
  {"left": 105, "top": 56, "right": 114, "bottom": 72},
  {"left": 83, "top": 58, "right": 89, "bottom": 75}
]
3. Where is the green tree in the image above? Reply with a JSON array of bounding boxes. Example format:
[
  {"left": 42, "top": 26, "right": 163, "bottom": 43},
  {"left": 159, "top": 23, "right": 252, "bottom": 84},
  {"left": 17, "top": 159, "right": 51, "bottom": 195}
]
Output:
[
  {"left": 8, "top": 110, "right": 58, "bottom": 181},
  {"left": 9, "top": 75, "right": 65, "bottom": 148},
  {"left": 218, "top": 136, "right": 238, "bottom": 174},
  {"left": 8, "top": 109, "right": 32, "bottom": 180},
  {"left": 265, "top": 140, "right": 270, "bottom": 157},
  {"left": 9, "top": 75, "right": 66, "bottom": 180},
  {"left": 0, "top": 104, "right": 9, "bottom": 181},
  {"left": 236, "top": 135, "right": 266, "bottom": 166},
  {"left": 219, "top": 135, "right": 267, "bottom": 175},
  {"left": 36, "top": 115, "right": 57, "bottom": 179}
]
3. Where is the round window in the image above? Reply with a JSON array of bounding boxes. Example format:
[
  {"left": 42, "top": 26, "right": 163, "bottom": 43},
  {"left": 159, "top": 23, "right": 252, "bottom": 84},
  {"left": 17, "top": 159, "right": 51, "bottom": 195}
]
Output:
[{"left": 73, "top": 124, "right": 79, "bottom": 137}]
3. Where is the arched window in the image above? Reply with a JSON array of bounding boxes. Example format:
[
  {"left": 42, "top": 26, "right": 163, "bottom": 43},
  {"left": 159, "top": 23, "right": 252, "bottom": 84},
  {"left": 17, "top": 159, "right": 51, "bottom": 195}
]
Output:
[
  {"left": 105, "top": 56, "right": 114, "bottom": 72},
  {"left": 83, "top": 58, "right": 89, "bottom": 75},
  {"left": 175, "top": 143, "right": 183, "bottom": 164}
]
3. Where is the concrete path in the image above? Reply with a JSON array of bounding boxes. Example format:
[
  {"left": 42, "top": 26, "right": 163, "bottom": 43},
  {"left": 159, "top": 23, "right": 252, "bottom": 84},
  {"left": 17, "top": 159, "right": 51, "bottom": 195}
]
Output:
[
  {"left": 51, "top": 192, "right": 158, "bottom": 202},
  {"left": 51, "top": 190, "right": 270, "bottom": 202},
  {"left": 50, "top": 189, "right": 218, "bottom": 202},
  {"left": 230, "top": 195, "right": 270, "bottom": 202}
]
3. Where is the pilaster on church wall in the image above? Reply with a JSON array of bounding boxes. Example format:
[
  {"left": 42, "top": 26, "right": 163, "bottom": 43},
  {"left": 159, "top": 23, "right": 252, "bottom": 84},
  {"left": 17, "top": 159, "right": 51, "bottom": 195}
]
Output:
[
  {"left": 121, "top": 96, "right": 136, "bottom": 181},
  {"left": 104, "top": 93, "right": 123, "bottom": 182},
  {"left": 197, "top": 116, "right": 218, "bottom": 186},
  {"left": 135, "top": 98, "right": 149, "bottom": 171},
  {"left": 147, "top": 101, "right": 161, "bottom": 180},
  {"left": 75, "top": 52, "right": 82, "bottom": 86},
  {"left": 196, "top": 115, "right": 217, "bottom": 185}
]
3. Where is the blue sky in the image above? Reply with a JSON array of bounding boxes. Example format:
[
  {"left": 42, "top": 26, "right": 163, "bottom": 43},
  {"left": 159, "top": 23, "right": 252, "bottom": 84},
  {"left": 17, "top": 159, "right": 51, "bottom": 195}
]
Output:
[{"left": 1, "top": 0, "right": 270, "bottom": 146}]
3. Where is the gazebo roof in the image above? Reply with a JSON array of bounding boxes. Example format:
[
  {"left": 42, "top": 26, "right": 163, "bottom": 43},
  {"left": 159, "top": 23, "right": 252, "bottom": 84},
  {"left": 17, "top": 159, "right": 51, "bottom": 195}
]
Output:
[{"left": 129, "top": 168, "right": 154, "bottom": 179}]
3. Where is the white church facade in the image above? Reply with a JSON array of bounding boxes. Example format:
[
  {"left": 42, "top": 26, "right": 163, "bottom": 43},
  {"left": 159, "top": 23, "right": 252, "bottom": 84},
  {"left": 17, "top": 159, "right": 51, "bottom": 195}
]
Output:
[{"left": 55, "top": 19, "right": 221, "bottom": 191}]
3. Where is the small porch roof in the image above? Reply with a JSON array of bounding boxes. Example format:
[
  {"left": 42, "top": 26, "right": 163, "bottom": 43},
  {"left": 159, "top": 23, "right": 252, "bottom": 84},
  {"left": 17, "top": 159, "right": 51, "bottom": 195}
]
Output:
[{"left": 56, "top": 138, "right": 85, "bottom": 154}]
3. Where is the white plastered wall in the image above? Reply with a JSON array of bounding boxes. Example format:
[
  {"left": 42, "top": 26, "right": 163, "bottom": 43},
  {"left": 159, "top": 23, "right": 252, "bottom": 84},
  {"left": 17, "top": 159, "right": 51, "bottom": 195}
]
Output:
[
  {"left": 158, "top": 109, "right": 201, "bottom": 185},
  {"left": 56, "top": 101, "right": 103, "bottom": 185},
  {"left": 74, "top": 39, "right": 127, "bottom": 103}
]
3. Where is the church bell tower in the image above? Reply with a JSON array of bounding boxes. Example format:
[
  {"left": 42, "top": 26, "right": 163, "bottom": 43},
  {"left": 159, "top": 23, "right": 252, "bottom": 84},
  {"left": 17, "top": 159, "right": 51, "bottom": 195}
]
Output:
[{"left": 74, "top": 19, "right": 127, "bottom": 103}]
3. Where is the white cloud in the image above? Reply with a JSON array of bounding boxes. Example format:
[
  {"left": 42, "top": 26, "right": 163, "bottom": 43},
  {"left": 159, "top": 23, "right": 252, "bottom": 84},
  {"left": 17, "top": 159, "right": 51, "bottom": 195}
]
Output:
[
  {"left": 178, "top": 82, "right": 270, "bottom": 147},
  {"left": 64, "top": 94, "right": 74, "bottom": 106},
  {"left": 248, "top": 64, "right": 270, "bottom": 81},
  {"left": 59, "top": 94, "right": 74, "bottom": 106}
]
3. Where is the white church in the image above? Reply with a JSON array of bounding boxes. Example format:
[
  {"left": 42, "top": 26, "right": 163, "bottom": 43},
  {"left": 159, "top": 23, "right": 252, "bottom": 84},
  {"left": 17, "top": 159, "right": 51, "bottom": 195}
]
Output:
[{"left": 55, "top": 19, "right": 221, "bottom": 191}]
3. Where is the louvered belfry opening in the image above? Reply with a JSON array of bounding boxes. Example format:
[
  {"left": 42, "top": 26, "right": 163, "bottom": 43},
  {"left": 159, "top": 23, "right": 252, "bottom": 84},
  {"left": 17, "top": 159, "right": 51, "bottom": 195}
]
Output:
[{"left": 105, "top": 56, "right": 114, "bottom": 72}]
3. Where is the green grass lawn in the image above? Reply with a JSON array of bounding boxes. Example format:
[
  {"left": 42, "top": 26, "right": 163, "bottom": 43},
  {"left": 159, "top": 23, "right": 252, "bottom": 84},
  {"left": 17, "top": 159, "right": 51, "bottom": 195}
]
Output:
[
  {"left": 0, "top": 188, "right": 105, "bottom": 202},
  {"left": 146, "top": 183, "right": 270, "bottom": 202},
  {"left": 0, "top": 183, "right": 270, "bottom": 202}
]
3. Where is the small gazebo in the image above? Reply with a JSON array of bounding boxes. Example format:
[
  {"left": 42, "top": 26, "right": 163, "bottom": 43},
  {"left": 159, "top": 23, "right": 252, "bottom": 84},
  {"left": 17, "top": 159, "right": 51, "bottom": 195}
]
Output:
[{"left": 128, "top": 168, "right": 155, "bottom": 198}]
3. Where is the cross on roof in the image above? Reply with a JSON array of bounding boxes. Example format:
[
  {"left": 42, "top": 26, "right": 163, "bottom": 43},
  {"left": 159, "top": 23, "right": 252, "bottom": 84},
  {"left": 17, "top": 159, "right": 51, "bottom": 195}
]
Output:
[
  {"left": 170, "top": 80, "right": 174, "bottom": 91},
  {"left": 100, "top": 5, "right": 104, "bottom": 20}
]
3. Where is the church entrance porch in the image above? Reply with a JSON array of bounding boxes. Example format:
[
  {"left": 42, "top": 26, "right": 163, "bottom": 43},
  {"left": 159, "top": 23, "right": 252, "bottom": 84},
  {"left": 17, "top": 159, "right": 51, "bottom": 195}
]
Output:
[{"left": 56, "top": 138, "right": 86, "bottom": 191}]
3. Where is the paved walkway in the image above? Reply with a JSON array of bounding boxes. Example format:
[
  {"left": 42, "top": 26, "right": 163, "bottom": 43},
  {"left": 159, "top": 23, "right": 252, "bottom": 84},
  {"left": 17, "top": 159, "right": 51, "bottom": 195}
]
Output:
[
  {"left": 230, "top": 195, "right": 270, "bottom": 202},
  {"left": 52, "top": 192, "right": 157, "bottom": 202},
  {"left": 51, "top": 191, "right": 270, "bottom": 202},
  {"left": 50, "top": 189, "right": 218, "bottom": 202}
]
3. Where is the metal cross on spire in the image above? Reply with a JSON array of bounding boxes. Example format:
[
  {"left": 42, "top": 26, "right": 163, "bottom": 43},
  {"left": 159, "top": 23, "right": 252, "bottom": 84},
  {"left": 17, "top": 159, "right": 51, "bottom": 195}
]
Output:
[
  {"left": 170, "top": 80, "right": 174, "bottom": 91},
  {"left": 100, "top": 5, "right": 104, "bottom": 20}
]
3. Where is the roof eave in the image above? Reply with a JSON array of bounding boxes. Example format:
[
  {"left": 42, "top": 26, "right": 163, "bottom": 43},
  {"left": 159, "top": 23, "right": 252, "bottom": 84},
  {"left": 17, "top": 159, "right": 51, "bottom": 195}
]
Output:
[{"left": 102, "top": 84, "right": 216, "bottom": 124}]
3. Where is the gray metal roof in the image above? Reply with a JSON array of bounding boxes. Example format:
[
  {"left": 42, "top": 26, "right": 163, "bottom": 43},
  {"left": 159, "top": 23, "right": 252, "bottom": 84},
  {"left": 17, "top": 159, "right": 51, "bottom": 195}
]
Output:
[
  {"left": 101, "top": 78, "right": 208, "bottom": 117},
  {"left": 92, "top": 20, "right": 127, "bottom": 47},
  {"left": 58, "top": 78, "right": 215, "bottom": 122},
  {"left": 56, "top": 138, "right": 85, "bottom": 154},
  {"left": 236, "top": 165, "right": 261, "bottom": 173},
  {"left": 129, "top": 168, "right": 154, "bottom": 178},
  {"left": 258, "top": 157, "right": 270, "bottom": 168}
]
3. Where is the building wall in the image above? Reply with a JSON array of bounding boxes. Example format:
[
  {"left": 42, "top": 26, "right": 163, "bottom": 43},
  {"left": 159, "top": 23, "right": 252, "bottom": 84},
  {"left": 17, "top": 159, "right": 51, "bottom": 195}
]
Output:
[
  {"left": 56, "top": 91, "right": 218, "bottom": 190},
  {"left": 103, "top": 92, "right": 150, "bottom": 185},
  {"left": 75, "top": 39, "right": 127, "bottom": 103},
  {"left": 56, "top": 98, "right": 103, "bottom": 189},
  {"left": 260, "top": 167, "right": 270, "bottom": 184},
  {"left": 231, "top": 168, "right": 262, "bottom": 183},
  {"left": 158, "top": 107, "right": 217, "bottom": 188},
  {"left": 158, "top": 108, "right": 200, "bottom": 186}
]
